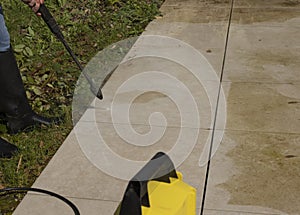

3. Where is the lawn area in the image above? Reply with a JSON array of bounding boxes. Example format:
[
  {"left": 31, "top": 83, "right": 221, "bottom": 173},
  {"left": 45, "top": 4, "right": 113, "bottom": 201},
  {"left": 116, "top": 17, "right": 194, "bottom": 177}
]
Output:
[{"left": 0, "top": 0, "right": 163, "bottom": 213}]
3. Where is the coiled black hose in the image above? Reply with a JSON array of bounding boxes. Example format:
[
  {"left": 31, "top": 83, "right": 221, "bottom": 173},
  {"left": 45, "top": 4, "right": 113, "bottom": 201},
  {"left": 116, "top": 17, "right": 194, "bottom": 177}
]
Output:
[{"left": 0, "top": 187, "right": 80, "bottom": 215}]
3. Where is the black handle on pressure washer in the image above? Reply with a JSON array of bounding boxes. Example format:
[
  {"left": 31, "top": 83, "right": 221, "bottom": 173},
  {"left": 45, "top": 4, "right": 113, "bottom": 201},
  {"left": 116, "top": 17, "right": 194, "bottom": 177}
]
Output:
[
  {"left": 133, "top": 152, "right": 178, "bottom": 207},
  {"left": 38, "top": 4, "right": 83, "bottom": 71},
  {"left": 115, "top": 152, "right": 178, "bottom": 215},
  {"left": 38, "top": 4, "right": 63, "bottom": 39},
  {"left": 132, "top": 152, "right": 178, "bottom": 199}
]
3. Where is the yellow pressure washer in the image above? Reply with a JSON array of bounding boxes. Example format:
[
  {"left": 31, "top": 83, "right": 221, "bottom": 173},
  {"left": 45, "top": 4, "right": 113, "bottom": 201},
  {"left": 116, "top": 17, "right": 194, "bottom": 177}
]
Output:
[{"left": 115, "top": 152, "right": 196, "bottom": 215}]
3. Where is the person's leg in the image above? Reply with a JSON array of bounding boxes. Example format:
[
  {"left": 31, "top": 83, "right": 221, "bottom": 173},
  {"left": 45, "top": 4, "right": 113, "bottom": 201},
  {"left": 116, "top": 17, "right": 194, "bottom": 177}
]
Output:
[
  {"left": 0, "top": 5, "right": 10, "bottom": 52},
  {"left": 0, "top": 5, "right": 18, "bottom": 158},
  {"left": 0, "top": 5, "right": 60, "bottom": 134}
]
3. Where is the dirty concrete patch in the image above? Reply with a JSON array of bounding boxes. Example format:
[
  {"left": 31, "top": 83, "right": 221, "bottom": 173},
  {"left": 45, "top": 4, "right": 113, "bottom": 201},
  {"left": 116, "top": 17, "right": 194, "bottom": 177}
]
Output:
[
  {"left": 235, "top": 0, "right": 300, "bottom": 8},
  {"left": 220, "top": 131, "right": 300, "bottom": 214},
  {"left": 283, "top": 0, "right": 300, "bottom": 6},
  {"left": 159, "top": 0, "right": 231, "bottom": 24},
  {"left": 242, "top": 50, "right": 300, "bottom": 77},
  {"left": 163, "top": 0, "right": 231, "bottom": 7},
  {"left": 224, "top": 82, "right": 300, "bottom": 133},
  {"left": 225, "top": 48, "right": 300, "bottom": 83},
  {"left": 219, "top": 81, "right": 300, "bottom": 213},
  {"left": 232, "top": 8, "right": 300, "bottom": 24},
  {"left": 223, "top": 23, "right": 300, "bottom": 83},
  {"left": 159, "top": 6, "right": 230, "bottom": 23}
]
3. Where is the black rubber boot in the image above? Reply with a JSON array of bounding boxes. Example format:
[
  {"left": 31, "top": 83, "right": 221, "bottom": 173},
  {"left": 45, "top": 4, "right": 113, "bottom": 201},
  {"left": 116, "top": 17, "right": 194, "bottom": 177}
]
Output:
[
  {"left": 0, "top": 47, "right": 61, "bottom": 134},
  {"left": 0, "top": 137, "right": 18, "bottom": 158}
]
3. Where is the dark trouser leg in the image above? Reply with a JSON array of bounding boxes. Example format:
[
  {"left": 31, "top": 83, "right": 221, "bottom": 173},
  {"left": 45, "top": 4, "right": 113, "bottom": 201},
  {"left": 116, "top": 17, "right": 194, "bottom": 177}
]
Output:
[
  {"left": 0, "top": 6, "right": 18, "bottom": 158},
  {"left": 0, "top": 48, "right": 61, "bottom": 134},
  {"left": 0, "top": 7, "right": 60, "bottom": 134}
]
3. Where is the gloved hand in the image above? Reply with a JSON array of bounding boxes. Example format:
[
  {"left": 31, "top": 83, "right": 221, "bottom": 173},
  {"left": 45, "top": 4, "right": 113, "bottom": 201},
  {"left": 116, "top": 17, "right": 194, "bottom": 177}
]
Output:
[{"left": 21, "top": 0, "right": 44, "bottom": 14}]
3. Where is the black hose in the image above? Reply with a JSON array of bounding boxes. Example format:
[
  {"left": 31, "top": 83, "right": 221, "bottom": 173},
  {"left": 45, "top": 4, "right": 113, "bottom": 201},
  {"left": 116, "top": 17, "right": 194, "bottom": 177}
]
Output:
[{"left": 0, "top": 187, "right": 80, "bottom": 215}]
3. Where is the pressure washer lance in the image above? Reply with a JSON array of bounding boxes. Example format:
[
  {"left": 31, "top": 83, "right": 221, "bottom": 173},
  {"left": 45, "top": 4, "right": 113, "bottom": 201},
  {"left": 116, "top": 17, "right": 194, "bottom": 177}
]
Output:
[{"left": 38, "top": 4, "right": 103, "bottom": 100}]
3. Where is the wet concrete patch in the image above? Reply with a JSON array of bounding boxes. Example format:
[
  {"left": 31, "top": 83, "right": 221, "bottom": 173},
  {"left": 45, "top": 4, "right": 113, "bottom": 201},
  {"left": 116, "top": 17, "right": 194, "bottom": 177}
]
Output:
[
  {"left": 133, "top": 91, "right": 168, "bottom": 104},
  {"left": 94, "top": 56, "right": 217, "bottom": 129},
  {"left": 220, "top": 131, "right": 300, "bottom": 214}
]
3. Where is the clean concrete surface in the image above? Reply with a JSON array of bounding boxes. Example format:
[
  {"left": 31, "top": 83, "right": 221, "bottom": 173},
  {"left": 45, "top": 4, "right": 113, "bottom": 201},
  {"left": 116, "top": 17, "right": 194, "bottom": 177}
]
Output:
[{"left": 13, "top": 0, "right": 300, "bottom": 214}]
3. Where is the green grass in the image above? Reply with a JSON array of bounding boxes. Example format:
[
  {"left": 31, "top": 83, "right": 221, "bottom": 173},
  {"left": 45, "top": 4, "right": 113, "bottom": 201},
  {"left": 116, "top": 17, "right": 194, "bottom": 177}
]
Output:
[{"left": 0, "top": 0, "right": 163, "bottom": 213}]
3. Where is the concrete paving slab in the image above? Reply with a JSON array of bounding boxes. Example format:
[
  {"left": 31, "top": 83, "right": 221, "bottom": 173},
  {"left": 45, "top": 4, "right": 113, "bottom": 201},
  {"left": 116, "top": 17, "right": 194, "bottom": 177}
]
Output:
[
  {"left": 144, "top": 0, "right": 231, "bottom": 77},
  {"left": 144, "top": 22, "right": 228, "bottom": 74},
  {"left": 13, "top": 194, "right": 119, "bottom": 215},
  {"left": 28, "top": 132, "right": 126, "bottom": 202},
  {"left": 223, "top": 24, "right": 300, "bottom": 83},
  {"left": 222, "top": 82, "right": 300, "bottom": 133},
  {"left": 26, "top": 123, "right": 210, "bottom": 202},
  {"left": 122, "top": 32, "right": 225, "bottom": 81},
  {"left": 204, "top": 130, "right": 300, "bottom": 215}
]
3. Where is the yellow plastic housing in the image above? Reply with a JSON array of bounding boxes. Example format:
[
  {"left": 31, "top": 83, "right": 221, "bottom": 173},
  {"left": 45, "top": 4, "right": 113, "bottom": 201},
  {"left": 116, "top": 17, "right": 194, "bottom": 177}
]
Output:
[{"left": 141, "top": 172, "right": 196, "bottom": 215}]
